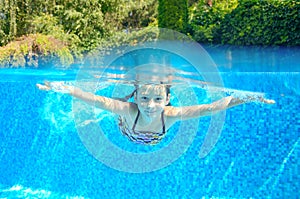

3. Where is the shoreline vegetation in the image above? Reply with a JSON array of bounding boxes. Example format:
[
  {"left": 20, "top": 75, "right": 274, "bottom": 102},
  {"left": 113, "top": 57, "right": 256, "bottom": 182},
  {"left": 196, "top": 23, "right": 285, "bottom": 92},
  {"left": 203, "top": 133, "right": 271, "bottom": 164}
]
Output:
[{"left": 0, "top": 0, "right": 299, "bottom": 68}]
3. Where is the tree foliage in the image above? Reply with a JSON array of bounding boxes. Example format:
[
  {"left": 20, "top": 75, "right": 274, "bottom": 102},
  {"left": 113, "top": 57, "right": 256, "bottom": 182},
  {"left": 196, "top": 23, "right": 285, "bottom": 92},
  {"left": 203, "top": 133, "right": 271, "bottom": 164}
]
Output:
[
  {"left": 122, "top": 0, "right": 158, "bottom": 30},
  {"left": 0, "top": 0, "right": 159, "bottom": 67},
  {"left": 0, "top": 34, "right": 73, "bottom": 68},
  {"left": 190, "top": 0, "right": 300, "bottom": 46},
  {"left": 158, "top": 0, "right": 188, "bottom": 34},
  {"left": 189, "top": 0, "right": 238, "bottom": 43},
  {"left": 216, "top": 0, "right": 300, "bottom": 46}
]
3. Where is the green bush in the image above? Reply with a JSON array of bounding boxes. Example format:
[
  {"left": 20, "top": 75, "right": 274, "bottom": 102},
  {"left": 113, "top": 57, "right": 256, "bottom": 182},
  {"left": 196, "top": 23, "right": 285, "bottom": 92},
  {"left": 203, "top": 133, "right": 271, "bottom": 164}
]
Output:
[
  {"left": 158, "top": 0, "right": 189, "bottom": 34},
  {"left": 190, "top": 0, "right": 300, "bottom": 46},
  {"left": 216, "top": 0, "right": 300, "bottom": 46},
  {"left": 0, "top": 34, "right": 74, "bottom": 68},
  {"left": 190, "top": 0, "right": 238, "bottom": 43}
]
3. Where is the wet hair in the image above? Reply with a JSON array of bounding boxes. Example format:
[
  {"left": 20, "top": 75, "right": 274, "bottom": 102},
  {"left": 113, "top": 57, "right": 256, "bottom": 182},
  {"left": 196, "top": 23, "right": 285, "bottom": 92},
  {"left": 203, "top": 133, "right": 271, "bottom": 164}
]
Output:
[{"left": 118, "top": 82, "right": 171, "bottom": 105}]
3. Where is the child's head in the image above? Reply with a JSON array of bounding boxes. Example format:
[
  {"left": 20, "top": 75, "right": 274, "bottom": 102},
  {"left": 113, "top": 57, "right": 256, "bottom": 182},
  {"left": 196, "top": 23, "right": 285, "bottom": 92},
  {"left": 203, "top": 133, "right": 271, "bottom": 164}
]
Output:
[{"left": 134, "top": 84, "right": 170, "bottom": 119}]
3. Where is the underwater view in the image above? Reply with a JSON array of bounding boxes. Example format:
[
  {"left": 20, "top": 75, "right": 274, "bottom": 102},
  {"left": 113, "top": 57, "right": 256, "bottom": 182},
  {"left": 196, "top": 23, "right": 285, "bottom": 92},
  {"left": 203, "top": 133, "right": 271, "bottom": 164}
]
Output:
[{"left": 0, "top": 45, "right": 300, "bottom": 199}]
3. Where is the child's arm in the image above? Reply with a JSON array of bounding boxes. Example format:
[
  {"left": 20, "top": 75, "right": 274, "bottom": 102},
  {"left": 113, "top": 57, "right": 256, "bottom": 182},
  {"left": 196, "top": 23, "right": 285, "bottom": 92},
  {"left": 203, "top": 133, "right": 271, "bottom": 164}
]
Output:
[
  {"left": 167, "top": 96, "right": 275, "bottom": 121},
  {"left": 36, "top": 82, "right": 135, "bottom": 116}
]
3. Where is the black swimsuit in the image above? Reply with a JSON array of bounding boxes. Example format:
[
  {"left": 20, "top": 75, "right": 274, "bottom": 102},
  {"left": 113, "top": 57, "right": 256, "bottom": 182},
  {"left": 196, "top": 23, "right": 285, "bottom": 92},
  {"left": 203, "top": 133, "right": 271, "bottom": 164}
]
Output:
[{"left": 118, "top": 110, "right": 166, "bottom": 145}]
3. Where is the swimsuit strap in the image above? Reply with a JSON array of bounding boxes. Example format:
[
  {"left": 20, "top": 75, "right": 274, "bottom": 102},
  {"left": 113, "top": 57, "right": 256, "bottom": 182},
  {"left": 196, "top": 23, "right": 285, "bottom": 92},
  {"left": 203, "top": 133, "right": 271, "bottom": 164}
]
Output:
[
  {"left": 132, "top": 110, "right": 140, "bottom": 131},
  {"left": 161, "top": 111, "right": 165, "bottom": 134},
  {"left": 132, "top": 110, "right": 166, "bottom": 134}
]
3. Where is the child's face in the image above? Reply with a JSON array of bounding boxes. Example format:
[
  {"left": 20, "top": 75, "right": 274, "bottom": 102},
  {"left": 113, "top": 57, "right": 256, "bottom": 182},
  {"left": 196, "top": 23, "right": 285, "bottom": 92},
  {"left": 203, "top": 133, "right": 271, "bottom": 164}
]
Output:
[{"left": 135, "top": 85, "right": 170, "bottom": 119}]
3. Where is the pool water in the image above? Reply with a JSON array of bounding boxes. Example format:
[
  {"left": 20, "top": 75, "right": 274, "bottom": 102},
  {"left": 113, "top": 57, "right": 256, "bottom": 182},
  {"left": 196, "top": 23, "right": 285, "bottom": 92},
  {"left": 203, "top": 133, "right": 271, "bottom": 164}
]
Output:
[{"left": 0, "top": 46, "right": 300, "bottom": 199}]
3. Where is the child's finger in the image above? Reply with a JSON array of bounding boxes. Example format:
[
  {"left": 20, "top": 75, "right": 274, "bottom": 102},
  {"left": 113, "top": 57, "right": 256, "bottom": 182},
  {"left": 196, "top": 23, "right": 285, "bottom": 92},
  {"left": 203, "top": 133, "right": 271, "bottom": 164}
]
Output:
[
  {"left": 36, "top": 83, "right": 50, "bottom": 91},
  {"left": 265, "top": 99, "right": 276, "bottom": 104}
]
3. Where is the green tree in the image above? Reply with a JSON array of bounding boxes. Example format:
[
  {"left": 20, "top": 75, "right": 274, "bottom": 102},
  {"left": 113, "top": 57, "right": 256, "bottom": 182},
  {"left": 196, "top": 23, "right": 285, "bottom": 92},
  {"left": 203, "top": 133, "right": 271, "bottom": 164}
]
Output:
[
  {"left": 217, "top": 0, "right": 300, "bottom": 46},
  {"left": 158, "top": 0, "right": 188, "bottom": 34},
  {"left": 190, "top": 0, "right": 238, "bottom": 43},
  {"left": 122, "top": 0, "right": 158, "bottom": 31},
  {"left": 0, "top": 0, "right": 17, "bottom": 45},
  {"left": 0, "top": 0, "right": 123, "bottom": 66}
]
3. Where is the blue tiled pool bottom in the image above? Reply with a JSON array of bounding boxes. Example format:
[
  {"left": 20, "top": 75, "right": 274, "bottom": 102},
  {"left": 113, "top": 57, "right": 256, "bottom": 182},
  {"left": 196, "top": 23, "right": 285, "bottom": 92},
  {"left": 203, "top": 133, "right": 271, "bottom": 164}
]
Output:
[{"left": 0, "top": 72, "right": 299, "bottom": 199}]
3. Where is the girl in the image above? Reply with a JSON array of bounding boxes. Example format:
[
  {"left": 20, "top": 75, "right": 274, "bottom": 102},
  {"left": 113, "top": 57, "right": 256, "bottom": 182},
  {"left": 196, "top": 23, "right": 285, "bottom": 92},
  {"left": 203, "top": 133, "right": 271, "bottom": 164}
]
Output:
[{"left": 36, "top": 82, "right": 275, "bottom": 145}]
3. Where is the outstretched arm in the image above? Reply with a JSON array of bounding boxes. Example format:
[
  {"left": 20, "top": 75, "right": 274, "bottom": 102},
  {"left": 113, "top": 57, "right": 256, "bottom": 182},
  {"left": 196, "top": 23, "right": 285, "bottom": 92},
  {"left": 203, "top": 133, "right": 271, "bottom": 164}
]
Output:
[
  {"left": 167, "top": 96, "right": 275, "bottom": 121},
  {"left": 36, "top": 82, "right": 135, "bottom": 116}
]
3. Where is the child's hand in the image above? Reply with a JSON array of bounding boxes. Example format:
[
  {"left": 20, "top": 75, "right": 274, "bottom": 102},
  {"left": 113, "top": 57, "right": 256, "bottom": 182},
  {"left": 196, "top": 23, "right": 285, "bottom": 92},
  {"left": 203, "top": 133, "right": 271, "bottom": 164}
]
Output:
[
  {"left": 36, "top": 81, "right": 73, "bottom": 94},
  {"left": 36, "top": 82, "right": 51, "bottom": 91},
  {"left": 259, "top": 97, "right": 276, "bottom": 104}
]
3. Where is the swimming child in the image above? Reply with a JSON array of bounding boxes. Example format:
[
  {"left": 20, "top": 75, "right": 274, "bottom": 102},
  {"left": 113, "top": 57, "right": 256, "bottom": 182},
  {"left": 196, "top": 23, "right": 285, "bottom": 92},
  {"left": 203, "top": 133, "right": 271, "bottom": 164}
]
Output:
[{"left": 36, "top": 81, "right": 275, "bottom": 145}]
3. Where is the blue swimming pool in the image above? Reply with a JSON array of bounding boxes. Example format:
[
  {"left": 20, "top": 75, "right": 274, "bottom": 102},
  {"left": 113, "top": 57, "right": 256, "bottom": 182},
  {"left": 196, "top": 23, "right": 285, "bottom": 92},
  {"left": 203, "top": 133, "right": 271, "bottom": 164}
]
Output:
[{"left": 0, "top": 45, "right": 299, "bottom": 198}]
